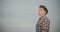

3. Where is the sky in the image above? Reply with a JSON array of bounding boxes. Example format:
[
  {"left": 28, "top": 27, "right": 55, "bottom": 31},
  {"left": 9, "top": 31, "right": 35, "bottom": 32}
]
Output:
[{"left": 0, "top": 0, "right": 60, "bottom": 32}]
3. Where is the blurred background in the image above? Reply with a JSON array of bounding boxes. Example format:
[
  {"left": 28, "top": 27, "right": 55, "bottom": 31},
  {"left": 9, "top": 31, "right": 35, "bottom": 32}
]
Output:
[{"left": 0, "top": 0, "right": 60, "bottom": 32}]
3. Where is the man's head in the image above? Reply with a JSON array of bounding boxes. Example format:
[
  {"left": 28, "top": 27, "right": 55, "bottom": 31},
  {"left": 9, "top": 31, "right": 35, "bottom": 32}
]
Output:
[{"left": 38, "top": 5, "right": 48, "bottom": 17}]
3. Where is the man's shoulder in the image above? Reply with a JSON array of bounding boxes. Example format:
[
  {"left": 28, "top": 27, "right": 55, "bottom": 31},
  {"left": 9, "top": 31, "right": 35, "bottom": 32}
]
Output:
[{"left": 44, "top": 16, "right": 50, "bottom": 21}]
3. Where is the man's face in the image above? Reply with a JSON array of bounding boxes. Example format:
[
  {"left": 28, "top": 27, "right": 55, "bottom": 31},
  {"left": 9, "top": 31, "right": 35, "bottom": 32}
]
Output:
[{"left": 38, "top": 8, "right": 46, "bottom": 17}]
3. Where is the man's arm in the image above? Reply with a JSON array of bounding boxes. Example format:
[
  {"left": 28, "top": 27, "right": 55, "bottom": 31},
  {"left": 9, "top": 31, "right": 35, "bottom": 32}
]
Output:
[{"left": 43, "top": 19, "right": 50, "bottom": 32}]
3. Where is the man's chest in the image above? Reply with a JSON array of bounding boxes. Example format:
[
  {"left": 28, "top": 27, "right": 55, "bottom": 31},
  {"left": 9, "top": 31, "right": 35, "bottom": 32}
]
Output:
[{"left": 39, "top": 18, "right": 46, "bottom": 26}]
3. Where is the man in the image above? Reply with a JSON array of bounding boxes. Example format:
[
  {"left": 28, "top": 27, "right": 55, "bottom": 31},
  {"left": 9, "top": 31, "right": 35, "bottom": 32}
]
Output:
[{"left": 36, "top": 5, "right": 50, "bottom": 32}]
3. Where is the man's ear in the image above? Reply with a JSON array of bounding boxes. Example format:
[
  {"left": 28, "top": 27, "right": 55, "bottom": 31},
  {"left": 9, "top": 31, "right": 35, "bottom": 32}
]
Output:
[{"left": 44, "top": 11, "right": 46, "bottom": 14}]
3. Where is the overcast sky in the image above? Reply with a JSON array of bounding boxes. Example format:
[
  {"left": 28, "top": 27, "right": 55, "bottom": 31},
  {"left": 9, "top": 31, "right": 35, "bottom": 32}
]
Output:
[{"left": 1, "top": 0, "right": 60, "bottom": 32}]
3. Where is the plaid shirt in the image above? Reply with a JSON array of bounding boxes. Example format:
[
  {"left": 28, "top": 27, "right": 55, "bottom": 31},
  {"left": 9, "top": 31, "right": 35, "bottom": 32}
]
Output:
[{"left": 36, "top": 16, "right": 50, "bottom": 32}]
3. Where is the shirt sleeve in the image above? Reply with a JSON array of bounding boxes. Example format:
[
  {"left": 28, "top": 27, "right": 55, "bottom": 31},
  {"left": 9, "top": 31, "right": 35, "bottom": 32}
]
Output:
[{"left": 43, "top": 18, "right": 50, "bottom": 32}]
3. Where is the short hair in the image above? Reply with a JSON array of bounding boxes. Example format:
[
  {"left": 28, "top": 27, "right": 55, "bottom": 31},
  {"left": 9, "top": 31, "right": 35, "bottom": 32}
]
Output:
[{"left": 39, "top": 5, "right": 48, "bottom": 15}]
